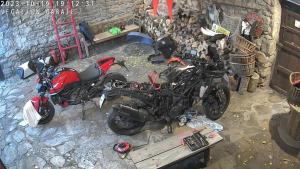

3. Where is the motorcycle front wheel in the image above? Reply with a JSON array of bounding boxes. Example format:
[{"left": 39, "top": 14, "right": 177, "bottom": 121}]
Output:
[
  {"left": 108, "top": 107, "right": 145, "bottom": 135},
  {"left": 38, "top": 102, "right": 55, "bottom": 124},
  {"left": 202, "top": 83, "right": 230, "bottom": 120}
]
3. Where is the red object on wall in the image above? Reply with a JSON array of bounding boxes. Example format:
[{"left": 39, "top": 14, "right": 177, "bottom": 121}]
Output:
[
  {"left": 244, "top": 12, "right": 264, "bottom": 38},
  {"left": 153, "top": 0, "right": 159, "bottom": 16},
  {"left": 152, "top": 0, "right": 173, "bottom": 20},
  {"left": 166, "top": 0, "right": 173, "bottom": 20}
]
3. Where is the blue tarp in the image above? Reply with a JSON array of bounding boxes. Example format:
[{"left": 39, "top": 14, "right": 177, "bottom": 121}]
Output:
[{"left": 127, "top": 32, "right": 154, "bottom": 46}]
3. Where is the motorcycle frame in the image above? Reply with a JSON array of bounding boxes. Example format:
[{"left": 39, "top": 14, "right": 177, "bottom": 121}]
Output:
[{"left": 109, "top": 64, "right": 227, "bottom": 121}]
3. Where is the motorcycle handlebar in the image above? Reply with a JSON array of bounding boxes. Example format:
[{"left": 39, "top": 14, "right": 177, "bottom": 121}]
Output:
[{"left": 113, "top": 60, "right": 129, "bottom": 71}]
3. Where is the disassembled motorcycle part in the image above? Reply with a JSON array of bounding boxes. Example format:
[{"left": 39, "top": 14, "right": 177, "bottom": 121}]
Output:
[
  {"left": 183, "top": 132, "right": 209, "bottom": 151},
  {"left": 113, "top": 142, "right": 131, "bottom": 159}
]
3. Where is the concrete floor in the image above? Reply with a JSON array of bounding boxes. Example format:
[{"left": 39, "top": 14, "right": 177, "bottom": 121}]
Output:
[{"left": 0, "top": 39, "right": 299, "bottom": 169}]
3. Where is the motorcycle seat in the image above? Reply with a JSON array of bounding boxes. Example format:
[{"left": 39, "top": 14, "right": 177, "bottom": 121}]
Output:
[{"left": 79, "top": 63, "right": 101, "bottom": 81}]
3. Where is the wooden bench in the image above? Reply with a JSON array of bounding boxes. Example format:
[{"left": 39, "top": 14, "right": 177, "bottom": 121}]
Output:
[
  {"left": 79, "top": 15, "right": 141, "bottom": 57},
  {"left": 130, "top": 126, "right": 223, "bottom": 169}
]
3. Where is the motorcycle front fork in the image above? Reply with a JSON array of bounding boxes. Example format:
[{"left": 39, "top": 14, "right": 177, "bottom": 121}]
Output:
[{"left": 81, "top": 101, "right": 86, "bottom": 120}]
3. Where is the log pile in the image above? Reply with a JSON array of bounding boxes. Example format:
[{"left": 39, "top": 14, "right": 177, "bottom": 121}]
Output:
[
  {"left": 137, "top": 0, "right": 270, "bottom": 92},
  {"left": 138, "top": 0, "right": 207, "bottom": 55}
]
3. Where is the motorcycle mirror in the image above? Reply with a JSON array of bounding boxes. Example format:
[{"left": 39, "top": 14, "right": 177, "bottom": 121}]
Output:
[{"left": 114, "top": 60, "right": 129, "bottom": 71}]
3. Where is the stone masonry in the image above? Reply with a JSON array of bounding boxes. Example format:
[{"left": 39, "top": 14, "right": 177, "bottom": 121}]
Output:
[
  {"left": 0, "top": 0, "right": 141, "bottom": 79},
  {"left": 138, "top": 0, "right": 282, "bottom": 81}
]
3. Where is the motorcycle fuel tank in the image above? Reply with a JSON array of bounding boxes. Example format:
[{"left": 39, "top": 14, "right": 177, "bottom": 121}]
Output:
[{"left": 50, "top": 69, "right": 80, "bottom": 94}]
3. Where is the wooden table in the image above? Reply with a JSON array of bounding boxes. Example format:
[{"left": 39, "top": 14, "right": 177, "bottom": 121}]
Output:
[
  {"left": 93, "top": 25, "right": 140, "bottom": 43},
  {"left": 80, "top": 24, "right": 140, "bottom": 58},
  {"left": 130, "top": 126, "right": 223, "bottom": 169}
]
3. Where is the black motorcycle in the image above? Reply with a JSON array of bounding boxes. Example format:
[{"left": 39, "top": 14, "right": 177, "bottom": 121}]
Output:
[{"left": 105, "top": 45, "right": 230, "bottom": 135}]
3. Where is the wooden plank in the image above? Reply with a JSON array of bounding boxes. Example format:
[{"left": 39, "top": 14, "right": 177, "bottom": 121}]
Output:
[
  {"left": 130, "top": 135, "right": 181, "bottom": 163},
  {"left": 93, "top": 24, "right": 140, "bottom": 43},
  {"left": 130, "top": 127, "right": 210, "bottom": 163},
  {"left": 134, "top": 131, "right": 223, "bottom": 169}
]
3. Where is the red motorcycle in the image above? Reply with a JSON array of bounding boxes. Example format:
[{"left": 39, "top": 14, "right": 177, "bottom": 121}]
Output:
[{"left": 24, "top": 56, "right": 127, "bottom": 125}]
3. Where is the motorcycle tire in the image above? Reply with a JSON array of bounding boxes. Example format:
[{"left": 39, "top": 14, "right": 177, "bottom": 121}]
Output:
[
  {"left": 203, "top": 83, "right": 230, "bottom": 120},
  {"left": 102, "top": 73, "right": 127, "bottom": 101},
  {"left": 108, "top": 107, "right": 145, "bottom": 136},
  {"left": 38, "top": 102, "right": 55, "bottom": 125}
]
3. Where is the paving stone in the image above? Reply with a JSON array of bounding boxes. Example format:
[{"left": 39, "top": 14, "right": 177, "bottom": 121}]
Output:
[
  {"left": 74, "top": 138, "right": 106, "bottom": 168},
  {"left": 19, "top": 120, "right": 29, "bottom": 126},
  {"left": 60, "top": 166, "right": 78, "bottom": 169},
  {"left": 50, "top": 156, "right": 66, "bottom": 167},
  {"left": 57, "top": 141, "right": 76, "bottom": 155},
  {"left": 30, "top": 156, "right": 46, "bottom": 169},
  {"left": 78, "top": 158, "right": 95, "bottom": 169},
  {"left": 5, "top": 95, "right": 18, "bottom": 100},
  {"left": 43, "top": 132, "right": 71, "bottom": 147},
  {"left": 40, "top": 127, "right": 58, "bottom": 138},
  {"left": 0, "top": 129, "right": 4, "bottom": 137},
  {"left": 2, "top": 87, "right": 11, "bottom": 97},
  {"left": 42, "top": 166, "right": 52, "bottom": 169},
  {"left": 18, "top": 141, "right": 33, "bottom": 156},
  {"left": 1, "top": 143, "right": 17, "bottom": 165},
  {"left": 25, "top": 127, "right": 42, "bottom": 137},
  {"left": 5, "top": 134, "right": 13, "bottom": 143},
  {"left": 13, "top": 112, "right": 23, "bottom": 120},
  {"left": 8, "top": 166, "right": 17, "bottom": 169},
  {"left": 12, "top": 130, "right": 25, "bottom": 142},
  {"left": 63, "top": 120, "right": 88, "bottom": 135},
  {"left": 0, "top": 105, "right": 6, "bottom": 118},
  {"left": 39, "top": 147, "right": 59, "bottom": 159},
  {"left": 8, "top": 88, "right": 22, "bottom": 95}
]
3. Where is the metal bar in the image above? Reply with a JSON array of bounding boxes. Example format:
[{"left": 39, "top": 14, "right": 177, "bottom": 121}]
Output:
[
  {"left": 59, "top": 33, "right": 75, "bottom": 39},
  {"left": 57, "top": 21, "right": 72, "bottom": 26},
  {"left": 62, "top": 45, "right": 78, "bottom": 50}
]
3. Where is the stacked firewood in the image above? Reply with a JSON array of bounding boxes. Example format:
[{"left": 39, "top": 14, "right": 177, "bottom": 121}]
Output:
[
  {"left": 138, "top": 1, "right": 270, "bottom": 90},
  {"left": 138, "top": 1, "right": 207, "bottom": 55}
]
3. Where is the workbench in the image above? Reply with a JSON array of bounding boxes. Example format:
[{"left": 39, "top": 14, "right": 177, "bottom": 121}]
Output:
[{"left": 130, "top": 126, "right": 223, "bottom": 169}]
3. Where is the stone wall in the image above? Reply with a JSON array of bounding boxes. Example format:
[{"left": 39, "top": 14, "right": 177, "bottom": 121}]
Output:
[
  {"left": 138, "top": 0, "right": 282, "bottom": 82},
  {"left": 0, "top": 0, "right": 140, "bottom": 79}
]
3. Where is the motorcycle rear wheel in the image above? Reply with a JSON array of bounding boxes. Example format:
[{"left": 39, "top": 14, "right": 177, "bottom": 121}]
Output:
[
  {"left": 38, "top": 102, "right": 55, "bottom": 125},
  {"left": 202, "top": 83, "right": 230, "bottom": 120},
  {"left": 108, "top": 107, "right": 145, "bottom": 136}
]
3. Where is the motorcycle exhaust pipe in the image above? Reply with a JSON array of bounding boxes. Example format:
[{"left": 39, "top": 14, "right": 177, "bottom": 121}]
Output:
[{"left": 116, "top": 104, "right": 149, "bottom": 122}]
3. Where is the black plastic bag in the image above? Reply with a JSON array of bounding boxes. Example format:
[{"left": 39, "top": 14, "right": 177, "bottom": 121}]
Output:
[{"left": 79, "top": 21, "right": 94, "bottom": 43}]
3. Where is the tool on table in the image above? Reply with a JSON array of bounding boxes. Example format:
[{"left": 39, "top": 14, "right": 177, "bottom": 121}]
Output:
[{"left": 183, "top": 131, "right": 209, "bottom": 151}]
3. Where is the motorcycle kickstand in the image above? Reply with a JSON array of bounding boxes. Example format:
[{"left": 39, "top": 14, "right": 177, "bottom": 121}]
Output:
[
  {"left": 167, "top": 123, "right": 173, "bottom": 133},
  {"left": 81, "top": 102, "right": 86, "bottom": 120}
]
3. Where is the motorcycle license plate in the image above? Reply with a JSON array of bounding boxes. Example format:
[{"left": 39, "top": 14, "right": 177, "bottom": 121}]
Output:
[{"left": 99, "top": 94, "right": 106, "bottom": 109}]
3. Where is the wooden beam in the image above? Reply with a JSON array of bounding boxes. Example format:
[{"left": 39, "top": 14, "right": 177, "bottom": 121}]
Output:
[{"left": 93, "top": 24, "right": 140, "bottom": 43}]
